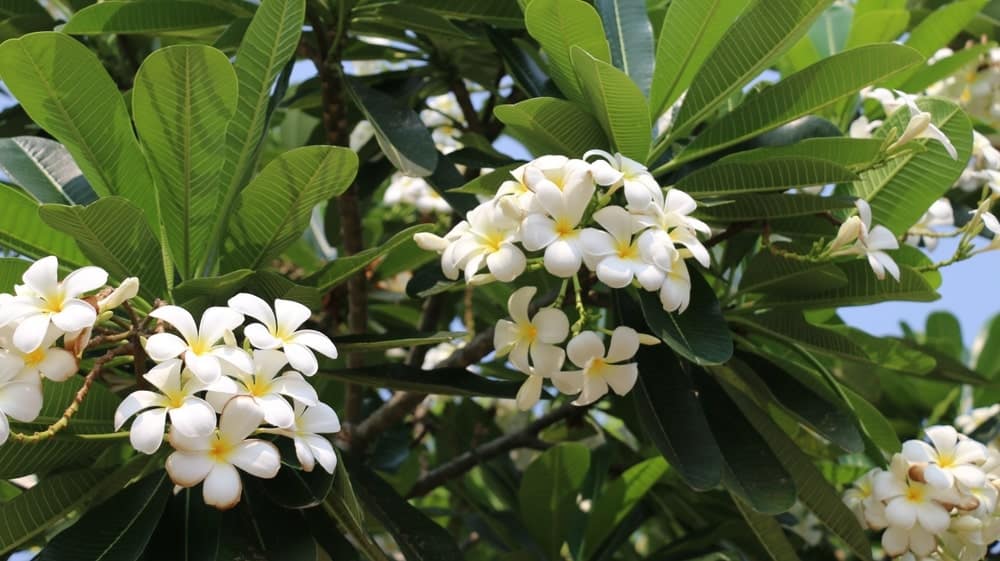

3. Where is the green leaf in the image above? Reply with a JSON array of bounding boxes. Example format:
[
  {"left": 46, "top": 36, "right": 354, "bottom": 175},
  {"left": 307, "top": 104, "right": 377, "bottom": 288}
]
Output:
[
  {"left": 925, "top": 311, "right": 965, "bottom": 361},
  {"left": 758, "top": 261, "right": 938, "bottom": 308},
  {"left": 0, "top": 258, "right": 28, "bottom": 292},
  {"left": 145, "top": 488, "right": 222, "bottom": 561},
  {"left": 401, "top": 0, "right": 523, "bottom": 27},
  {"left": 318, "top": 364, "right": 521, "bottom": 398},
  {"left": 39, "top": 197, "right": 167, "bottom": 300},
  {"left": 731, "top": 311, "right": 870, "bottom": 362},
  {"left": 519, "top": 442, "right": 591, "bottom": 559},
  {"left": 570, "top": 46, "right": 651, "bottom": 161},
  {"left": 133, "top": 44, "right": 238, "bottom": 279},
  {"left": 347, "top": 458, "right": 463, "bottom": 561},
  {"left": 903, "top": 0, "right": 988, "bottom": 60},
  {"left": 671, "top": 0, "right": 833, "bottom": 139},
  {"left": 739, "top": 253, "right": 848, "bottom": 295},
  {"left": 37, "top": 471, "right": 171, "bottom": 561},
  {"left": 494, "top": 97, "right": 608, "bottom": 158},
  {"left": 0, "top": 136, "right": 97, "bottom": 204},
  {"left": 524, "top": 0, "right": 611, "bottom": 104},
  {"left": 255, "top": 446, "right": 334, "bottom": 509},
  {"left": 638, "top": 268, "right": 733, "bottom": 365},
  {"left": 23, "top": 376, "right": 120, "bottom": 435},
  {"left": 242, "top": 487, "right": 318, "bottom": 560},
  {"left": 333, "top": 331, "right": 465, "bottom": 353},
  {"left": 731, "top": 494, "right": 802, "bottom": 561},
  {"left": 974, "top": 314, "right": 1000, "bottom": 379},
  {"left": 844, "top": 386, "right": 901, "bottom": 453},
  {"left": 900, "top": 44, "right": 992, "bottom": 93},
  {"left": 173, "top": 269, "right": 255, "bottom": 304},
  {"left": 449, "top": 163, "right": 522, "bottom": 195},
  {"left": 845, "top": 9, "right": 909, "bottom": 49},
  {"left": 675, "top": 158, "right": 857, "bottom": 197},
  {"left": 720, "top": 137, "right": 885, "bottom": 170},
  {"left": 371, "top": 4, "right": 475, "bottom": 40},
  {"left": 0, "top": 0, "right": 47, "bottom": 17},
  {"left": 581, "top": 457, "right": 667, "bottom": 559},
  {"left": 0, "top": 185, "right": 86, "bottom": 266},
  {"left": 648, "top": 0, "right": 751, "bottom": 117},
  {"left": 698, "top": 194, "right": 856, "bottom": 221},
  {"left": 0, "top": 436, "right": 116, "bottom": 479},
  {"left": 307, "top": 224, "right": 434, "bottom": 291},
  {"left": 62, "top": 1, "right": 235, "bottom": 34},
  {"left": 225, "top": 146, "right": 358, "bottom": 270},
  {"left": 595, "top": 0, "right": 654, "bottom": 96},
  {"left": 0, "top": 32, "right": 157, "bottom": 230},
  {"left": 676, "top": 44, "right": 923, "bottom": 165}
]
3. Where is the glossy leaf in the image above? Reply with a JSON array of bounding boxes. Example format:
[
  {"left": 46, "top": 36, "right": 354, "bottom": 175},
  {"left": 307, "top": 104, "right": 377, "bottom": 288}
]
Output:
[
  {"left": 0, "top": 185, "right": 86, "bottom": 266},
  {"left": 145, "top": 488, "right": 222, "bottom": 561},
  {"left": 62, "top": 1, "right": 235, "bottom": 33},
  {"left": 720, "top": 137, "right": 884, "bottom": 169},
  {"left": 697, "top": 194, "right": 856, "bottom": 221},
  {"left": 675, "top": 158, "right": 857, "bottom": 197},
  {"left": 308, "top": 224, "right": 434, "bottom": 291},
  {"left": 403, "top": 0, "right": 523, "bottom": 27},
  {"left": 596, "top": 0, "right": 654, "bottom": 95},
  {"left": 0, "top": 136, "right": 96, "bottom": 204},
  {"left": 739, "top": 253, "right": 847, "bottom": 295},
  {"left": 732, "top": 495, "right": 801, "bottom": 561},
  {"left": 494, "top": 97, "right": 608, "bottom": 158},
  {"left": 581, "top": 457, "right": 667, "bottom": 559},
  {"left": 332, "top": 331, "right": 465, "bottom": 353},
  {"left": 731, "top": 311, "right": 870, "bottom": 362},
  {"left": 844, "top": 386, "right": 901, "bottom": 453},
  {"left": 571, "top": 47, "right": 651, "bottom": 161},
  {"left": 757, "top": 261, "right": 938, "bottom": 308},
  {"left": 519, "top": 442, "right": 591, "bottom": 558},
  {"left": 318, "top": 364, "right": 521, "bottom": 398},
  {"left": 0, "top": 436, "right": 115, "bottom": 479},
  {"left": 524, "top": 0, "right": 611, "bottom": 103},
  {"left": 638, "top": 269, "right": 733, "bottom": 365},
  {"left": 133, "top": 45, "right": 238, "bottom": 279},
  {"left": 173, "top": 269, "right": 255, "bottom": 303}
]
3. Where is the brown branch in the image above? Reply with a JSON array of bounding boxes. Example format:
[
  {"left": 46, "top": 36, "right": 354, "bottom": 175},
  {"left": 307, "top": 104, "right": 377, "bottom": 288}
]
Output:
[
  {"left": 451, "top": 79, "right": 482, "bottom": 134},
  {"left": 405, "top": 403, "right": 587, "bottom": 498},
  {"left": 704, "top": 221, "right": 756, "bottom": 249}
]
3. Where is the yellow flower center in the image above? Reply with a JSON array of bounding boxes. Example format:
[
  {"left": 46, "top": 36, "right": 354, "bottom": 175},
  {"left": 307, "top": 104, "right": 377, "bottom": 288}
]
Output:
[
  {"left": 938, "top": 452, "right": 955, "bottom": 468},
  {"left": 43, "top": 297, "right": 64, "bottom": 313},
  {"left": 189, "top": 340, "right": 209, "bottom": 355},
  {"left": 209, "top": 435, "right": 233, "bottom": 463},
  {"left": 483, "top": 231, "right": 506, "bottom": 252},
  {"left": 554, "top": 218, "right": 575, "bottom": 238},
  {"left": 23, "top": 348, "right": 45, "bottom": 366},
  {"left": 906, "top": 484, "right": 925, "bottom": 503},
  {"left": 163, "top": 390, "right": 185, "bottom": 409},
  {"left": 518, "top": 323, "right": 538, "bottom": 343},
  {"left": 587, "top": 358, "right": 607, "bottom": 376},
  {"left": 615, "top": 240, "right": 638, "bottom": 260},
  {"left": 245, "top": 376, "right": 272, "bottom": 398}
]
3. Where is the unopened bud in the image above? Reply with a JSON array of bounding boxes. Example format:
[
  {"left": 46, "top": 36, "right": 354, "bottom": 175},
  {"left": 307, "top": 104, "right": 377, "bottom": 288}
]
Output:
[
  {"left": 637, "top": 333, "right": 660, "bottom": 346},
  {"left": 908, "top": 463, "right": 927, "bottom": 483},
  {"left": 98, "top": 277, "right": 139, "bottom": 312},
  {"left": 955, "top": 495, "right": 981, "bottom": 511},
  {"left": 414, "top": 232, "right": 448, "bottom": 252}
]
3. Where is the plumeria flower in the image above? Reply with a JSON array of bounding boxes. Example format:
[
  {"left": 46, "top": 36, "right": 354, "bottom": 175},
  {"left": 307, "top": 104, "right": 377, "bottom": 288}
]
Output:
[
  {"left": 906, "top": 199, "right": 954, "bottom": 250},
  {"left": 861, "top": 86, "right": 916, "bottom": 115},
  {"left": 940, "top": 515, "right": 993, "bottom": 561},
  {"left": 843, "top": 468, "right": 889, "bottom": 530},
  {"left": 656, "top": 251, "right": 693, "bottom": 314},
  {"left": 97, "top": 277, "right": 140, "bottom": 313},
  {"left": 888, "top": 94, "right": 959, "bottom": 160},
  {"left": 633, "top": 188, "right": 711, "bottom": 269},
  {"left": 972, "top": 131, "right": 1000, "bottom": 170},
  {"left": 495, "top": 163, "right": 539, "bottom": 218},
  {"left": 849, "top": 115, "right": 883, "bottom": 139},
  {"left": 520, "top": 172, "right": 595, "bottom": 277},
  {"left": 441, "top": 203, "right": 526, "bottom": 283},
  {"left": 581, "top": 206, "right": 665, "bottom": 290},
  {"left": 205, "top": 349, "right": 318, "bottom": 429},
  {"left": 553, "top": 327, "right": 640, "bottom": 406},
  {"left": 493, "top": 287, "right": 569, "bottom": 374},
  {"left": 955, "top": 405, "right": 1000, "bottom": 435},
  {"left": 830, "top": 200, "right": 901, "bottom": 281},
  {"left": 903, "top": 425, "right": 988, "bottom": 490},
  {"left": 874, "top": 454, "right": 960, "bottom": 539},
  {"left": 145, "top": 305, "right": 252, "bottom": 384},
  {"left": 521, "top": 155, "right": 592, "bottom": 196},
  {"left": 165, "top": 396, "right": 281, "bottom": 510},
  {"left": 114, "top": 359, "right": 217, "bottom": 454},
  {"left": 0, "top": 353, "right": 43, "bottom": 446},
  {"left": 0, "top": 256, "right": 107, "bottom": 352},
  {"left": 980, "top": 210, "right": 1000, "bottom": 250},
  {"left": 227, "top": 294, "right": 337, "bottom": 376},
  {"left": 882, "top": 524, "right": 940, "bottom": 558},
  {"left": 513, "top": 342, "right": 566, "bottom": 411},
  {"left": 0, "top": 325, "right": 76, "bottom": 382},
  {"left": 584, "top": 150, "right": 661, "bottom": 211},
  {"left": 266, "top": 402, "right": 341, "bottom": 474}
]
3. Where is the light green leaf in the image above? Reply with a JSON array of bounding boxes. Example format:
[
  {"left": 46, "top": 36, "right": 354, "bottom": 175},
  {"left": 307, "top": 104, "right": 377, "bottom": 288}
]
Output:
[
  {"left": 62, "top": 1, "right": 235, "bottom": 34},
  {"left": 0, "top": 258, "right": 28, "bottom": 292},
  {"left": 493, "top": 97, "right": 608, "bottom": 158},
  {"left": 332, "top": 331, "right": 465, "bottom": 353},
  {"left": 758, "top": 261, "right": 938, "bottom": 308},
  {"left": 581, "top": 457, "right": 667, "bottom": 559},
  {"left": 39, "top": 197, "right": 167, "bottom": 300},
  {"left": 697, "top": 194, "right": 856, "bottom": 221},
  {"left": 844, "top": 386, "right": 901, "bottom": 452},
  {"left": 675, "top": 158, "right": 857, "bottom": 197},
  {"left": 0, "top": 185, "right": 86, "bottom": 266},
  {"left": 731, "top": 311, "right": 870, "bottom": 363},
  {"left": 596, "top": 0, "right": 654, "bottom": 95},
  {"left": 849, "top": 98, "right": 971, "bottom": 234},
  {"left": 719, "top": 137, "right": 884, "bottom": 170},
  {"left": 449, "top": 163, "right": 522, "bottom": 195},
  {"left": 134, "top": 45, "right": 238, "bottom": 279},
  {"left": 739, "top": 253, "right": 848, "bottom": 295},
  {"left": 0, "top": 32, "right": 157, "bottom": 230},
  {"left": 225, "top": 146, "right": 358, "bottom": 270},
  {"left": 676, "top": 44, "right": 923, "bottom": 165},
  {"left": 806, "top": 3, "right": 852, "bottom": 57},
  {"left": 670, "top": 0, "right": 833, "bottom": 140},
  {"left": 648, "top": 0, "right": 751, "bottom": 117},
  {"left": 904, "top": 0, "right": 988, "bottom": 59},
  {"left": 845, "top": 9, "right": 909, "bottom": 48},
  {"left": 519, "top": 443, "right": 591, "bottom": 559},
  {"left": 570, "top": 46, "right": 651, "bottom": 161},
  {"left": 638, "top": 268, "right": 733, "bottom": 365},
  {"left": 524, "top": 0, "right": 611, "bottom": 104},
  {"left": 308, "top": 224, "right": 434, "bottom": 291},
  {"left": 900, "top": 43, "right": 993, "bottom": 94},
  {"left": 0, "top": 136, "right": 97, "bottom": 204}
]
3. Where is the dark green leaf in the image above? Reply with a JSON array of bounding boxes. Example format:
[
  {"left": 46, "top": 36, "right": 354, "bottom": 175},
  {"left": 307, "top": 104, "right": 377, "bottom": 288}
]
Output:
[
  {"left": 739, "top": 253, "right": 848, "bottom": 295},
  {"left": 596, "top": 0, "right": 654, "bottom": 95},
  {"left": 318, "top": 364, "right": 521, "bottom": 398},
  {"left": 580, "top": 457, "right": 667, "bottom": 559},
  {"left": 173, "top": 269, "right": 255, "bottom": 303},
  {"left": 518, "top": 442, "right": 591, "bottom": 559},
  {"left": 494, "top": 97, "right": 608, "bottom": 158},
  {"left": 698, "top": 194, "right": 856, "bottom": 221},
  {"left": 731, "top": 311, "right": 869, "bottom": 362},
  {"left": 0, "top": 136, "right": 97, "bottom": 204},
  {"left": 145, "top": 488, "right": 222, "bottom": 561},
  {"left": 638, "top": 269, "right": 733, "bottom": 365},
  {"left": 974, "top": 314, "right": 1000, "bottom": 379},
  {"left": 308, "top": 224, "right": 434, "bottom": 291},
  {"left": 333, "top": 331, "right": 465, "bottom": 353},
  {"left": 757, "top": 261, "right": 938, "bottom": 308}
]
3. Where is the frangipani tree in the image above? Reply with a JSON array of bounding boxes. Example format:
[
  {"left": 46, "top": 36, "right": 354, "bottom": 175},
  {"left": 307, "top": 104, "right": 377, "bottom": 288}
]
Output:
[{"left": 0, "top": 0, "right": 997, "bottom": 560}]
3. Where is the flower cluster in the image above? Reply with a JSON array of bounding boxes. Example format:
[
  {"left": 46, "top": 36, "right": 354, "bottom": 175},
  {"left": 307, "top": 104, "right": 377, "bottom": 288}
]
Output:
[
  {"left": 0, "top": 257, "right": 136, "bottom": 445},
  {"left": 844, "top": 425, "right": 1000, "bottom": 561},
  {"left": 414, "top": 151, "right": 710, "bottom": 314},
  {"left": 828, "top": 199, "right": 902, "bottom": 281},
  {"left": 119, "top": 294, "right": 341, "bottom": 509}
]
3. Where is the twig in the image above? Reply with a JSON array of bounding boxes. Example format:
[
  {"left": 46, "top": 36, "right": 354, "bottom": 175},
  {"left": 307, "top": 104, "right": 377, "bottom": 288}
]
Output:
[
  {"left": 405, "top": 403, "right": 587, "bottom": 498},
  {"left": 704, "top": 221, "right": 755, "bottom": 249}
]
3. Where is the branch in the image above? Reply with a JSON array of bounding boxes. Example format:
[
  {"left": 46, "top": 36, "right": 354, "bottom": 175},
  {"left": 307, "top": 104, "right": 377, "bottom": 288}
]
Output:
[
  {"left": 704, "top": 221, "right": 755, "bottom": 249},
  {"left": 405, "top": 403, "right": 587, "bottom": 498}
]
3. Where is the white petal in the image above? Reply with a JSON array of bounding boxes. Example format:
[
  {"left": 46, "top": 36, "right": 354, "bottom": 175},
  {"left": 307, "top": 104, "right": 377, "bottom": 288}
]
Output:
[
  {"left": 908, "top": 526, "right": 936, "bottom": 556},
  {"left": 22, "top": 256, "right": 58, "bottom": 298},
  {"left": 13, "top": 313, "right": 52, "bottom": 353},
  {"left": 211, "top": 346, "right": 253, "bottom": 374},
  {"left": 60, "top": 266, "right": 107, "bottom": 298},
  {"left": 145, "top": 333, "right": 188, "bottom": 362},
  {"left": 902, "top": 440, "right": 936, "bottom": 463},
  {"left": 493, "top": 320, "right": 518, "bottom": 356},
  {"left": 283, "top": 343, "right": 318, "bottom": 376},
  {"left": 291, "top": 330, "right": 338, "bottom": 360},
  {"left": 543, "top": 240, "right": 583, "bottom": 278},
  {"left": 596, "top": 257, "right": 636, "bottom": 288},
  {"left": 227, "top": 293, "right": 276, "bottom": 331},
  {"left": 203, "top": 463, "right": 243, "bottom": 510},
  {"left": 37, "top": 348, "right": 77, "bottom": 381},
  {"left": 294, "top": 437, "right": 316, "bottom": 472},
  {"left": 144, "top": 359, "right": 183, "bottom": 394},
  {"left": 151, "top": 305, "right": 199, "bottom": 343},
  {"left": 169, "top": 398, "right": 218, "bottom": 437},
  {"left": 0, "top": 415, "right": 8, "bottom": 446},
  {"left": 516, "top": 375, "right": 543, "bottom": 411},
  {"left": 486, "top": 244, "right": 526, "bottom": 282},
  {"left": 199, "top": 307, "right": 244, "bottom": 345},
  {"left": 244, "top": 323, "right": 281, "bottom": 349},
  {"left": 530, "top": 343, "right": 565, "bottom": 376},
  {"left": 567, "top": 331, "right": 604, "bottom": 368},
  {"left": 605, "top": 327, "right": 640, "bottom": 363},
  {"left": 915, "top": 500, "right": 950, "bottom": 533},
  {"left": 130, "top": 408, "right": 168, "bottom": 454},
  {"left": 251, "top": 349, "right": 287, "bottom": 382},
  {"left": 219, "top": 396, "right": 265, "bottom": 442},
  {"left": 185, "top": 351, "right": 222, "bottom": 384},
  {"left": 579, "top": 228, "right": 616, "bottom": 259},
  {"left": 303, "top": 435, "right": 336, "bottom": 474},
  {"left": 51, "top": 300, "right": 97, "bottom": 332},
  {"left": 114, "top": 390, "right": 165, "bottom": 430},
  {"left": 885, "top": 497, "right": 918, "bottom": 528},
  {"left": 271, "top": 373, "right": 318, "bottom": 406},
  {"left": 592, "top": 206, "right": 636, "bottom": 243},
  {"left": 881, "top": 526, "right": 909, "bottom": 557},
  {"left": 855, "top": 199, "right": 873, "bottom": 230},
  {"left": 573, "top": 376, "right": 609, "bottom": 406},
  {"left": 274, "top": 298, "right": 311, "bottom": 334},
  {"left": 550, "top": 370, "right": 583, "bottom": 395},
  {"left": 602, "top": 363, "right": 638, "bottom": 396},
  {"left": 166, "top": 451, "right": 213, "bottom": 487},
  {"left": 532, "top": 308, "right": 569, "bottom": 344},
  {"left": 230, "top": 439, "right": 281, "bottom": 479},
  {"left": 919, "top": 123, "right": 958, "bottom": 159},
  {"left": 520, "top": 214, "right": 559, "bottom": 251},
  {"left": 0, "top": 381, "right": 42, "bottom": 422},
  {"left": 257, "top": 394, "right": 295, "bottom": 428},
  {"left": 299, "top": 402, "right": 341, "bottom": 434},
  {"left": 589, "top": 158, "right": 623, "bottom": 186}
]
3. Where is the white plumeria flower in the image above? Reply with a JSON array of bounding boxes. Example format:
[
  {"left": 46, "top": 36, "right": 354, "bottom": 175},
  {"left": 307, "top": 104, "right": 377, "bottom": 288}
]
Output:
[
  {"left": 849, "top": 115, "right": 883, "bottom": 139},
  {"left": 584, "top": 150, "right": 662, "bottom": 211},
  {"left": 383, "top": 174, "right": 451, "bottom": 214},
  {"left": 165, "top": 396, "right": 281, "bottom": 510},
  {"left": 861, "top": 86, "right": 916, "bottom": 115},
  {"left": 205, "top": 349, "right": 318, "bottom": 429},
  {"left": 520, "top": 172, "right": 595, "bottom": 277},
  {"left": 831, "top": 200, "right": 901, "bottom": 281},
  {"left": 493, "top": 286, "right": 569, "bottom": 374},
  {"left": 903, "top": 425, "right": 988, "bottom": 490},
  {"left": 227, "top": 294, "right": 337, "bottom": 376},
  {"left": 443, "top": 203, "right": 526, "bottom": 283},
  {"left": 634, "top": 188, "right": 711, "bottom": 269},
  {"left": 495, "top": 163, "right": 540, "bottom": 218},
  {"left": 906, "top": 199, "right": 954, "bottom": 250},
  {"left": 521, "top": 155, "right": 592, "bottom": 196},
  {"left": 114, "top": 359, "right": 217, "bottom": 454},
  {"left": 553, "top": 327, "right": 640, "bottom": 406},
  {"left": 145, "top": 305, "right": 251, "bottom": 384},
  {"left": 0, "top": 325, "right": 76, "bottom": 382},
  {"left": 0, "top": 353, "right": 43, "bottom": 446},
  {"left": 874, "top": 454, "right": 960, "bottom": 541},
  {"left": 656, "top": 251, "right": 693, "bottom": 314},
  {"left": 513, "top": 342, "right": 566, "bottom": 411},
  {"left": 882, "top": 524, "right": 940, "bottom": 558},
  {"left": 843, "top": 468, "right": 889, "bottom": 530},
  {"left": 267, "top": 401, "right": 341, "bottom": 474},
  {"left": 889, "top": 95, "right": 959, "bottom": 160},
  {"left": 956, "top": 405, "right": 1000, "bottom": 435},
  {"left": 97, "top": 277, "right": 139, "bottom": 313},
  {"left": 940, "top": 515, "right": 993, "bottom": 561},
  {"left": 981, "top": 210, "right": 1000, "bottom": 250},
  {"left": 0, "top": 256, "right": 107, "bottom": 352},
  {"left": 581, "top": 206, "right": 665, "bottom": 290}
]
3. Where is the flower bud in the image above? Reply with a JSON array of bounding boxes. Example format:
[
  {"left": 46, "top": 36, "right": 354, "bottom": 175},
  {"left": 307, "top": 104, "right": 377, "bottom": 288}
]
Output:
[
  {"left": 98, "top": 277, "right": 139, "bottom": 312},
  {"left": 830, "top": 216, "right": 863, "bottom": 252},
  {"left": 637, "top": 333, "right": 660, "bottom": 346},
  {"left": 414, "top": 232, "right": 449, "bottom": 252}
]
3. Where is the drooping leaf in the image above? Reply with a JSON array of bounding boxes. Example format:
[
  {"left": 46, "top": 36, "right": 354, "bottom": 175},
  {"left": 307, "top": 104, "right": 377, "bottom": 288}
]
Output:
[
  {"left": 241, "top": 487, "right": 318, "bottom": 561},
  {"left": 580, "top": 457, "right": 667, "bottom": 559},
  {"left": 595, "top": 0, "right": 654, "bottom": 95},
  {"left": 308, "top": 224, "right": 433, "bottom": 291},
  {"left": 518, "top": 442, "right": 591, "bottom": 559},
  {"left": 39, "top": 197, "right": 167, "bottom": 300},
  {"left": 675, "top": 158, "right": 857, "bottom": 197},
  {"left": 318, "top": 364, "right": 521, "bottom": 398},
  {"left": 173, "top": 269, "right": 255, "bottom": 304},
  {"left": 739, "top": 253, "right": 848, "bottom": 295},
  {"left": 61, "top": 1, "right": 235, "bottom": 34},
  {"left": 224, "top": 146, "right": 358, "bottom": 270},
  {"left": 493, "top": 97, "right": 608, "bottom": 158},
  {"left": 133, "top": 44, "right": 238, "bottom": 279},
  {"left": 145, "top": 488, "right": 222, "bottom": 561},
  {"left": 0, "top": 32, "right": 157, "bottom": 229},
  {"left": 732, "top": 494, "right": 802, "bottom": 561},
  {"left": 697, "top": 194, "right": 856, "bottom": 221},
  {"left": 332, "top": 331, "right": 465, "bottom": 353},
  {"left": 524, "top": 0, "right": 611, "bottom": 104},
  {"left": 0, "top": 136, "right": 97, "bottom": 204},
  {"left": 731, "top": 311, "right": 870, "bottom": 362},
  {"left": 638, "top": 269, "right": 733, "bottom": 365},
  {"left": 757, "top": 261, "right": 938, "bottom": 308},
  {"left": 844, "top": 386, "right": 901, "bottom": 453},
  {"left": 0, "top": 185, "right": 86, "bottom": 266},
  {"left": 570, "top": 46, "right": 651, "bottom": 161}
]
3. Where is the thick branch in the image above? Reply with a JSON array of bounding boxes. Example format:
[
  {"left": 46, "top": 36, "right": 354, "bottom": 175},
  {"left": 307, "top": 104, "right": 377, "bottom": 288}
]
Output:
[{"left": 406, "top": 403, "right": 586, "bottom": 498}]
